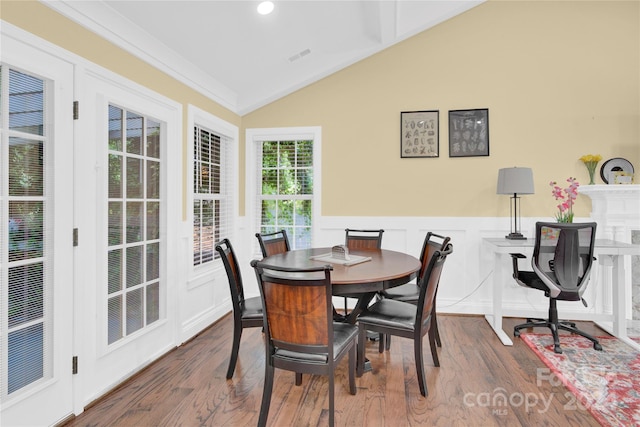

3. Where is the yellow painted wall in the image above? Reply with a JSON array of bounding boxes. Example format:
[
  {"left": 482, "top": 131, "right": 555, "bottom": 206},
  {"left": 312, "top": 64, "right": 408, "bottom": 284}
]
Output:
[
  {"left": 2, "top": 1, "right": 639, "bottom": 220},
  {"left": 242, "top": 0, "right": 640, "bottom": 218}
]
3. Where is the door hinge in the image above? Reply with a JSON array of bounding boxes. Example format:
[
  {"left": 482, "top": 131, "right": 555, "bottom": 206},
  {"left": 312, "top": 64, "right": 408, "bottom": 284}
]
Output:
[
  {"left": 73, "top": 101, "right": 79, "bottom": 120},
  {"left": 72, "top": 356, "right": 78, "bottom": 375},
  {"left": 73, "top": 228, "right": 79, "bottom": 247}
]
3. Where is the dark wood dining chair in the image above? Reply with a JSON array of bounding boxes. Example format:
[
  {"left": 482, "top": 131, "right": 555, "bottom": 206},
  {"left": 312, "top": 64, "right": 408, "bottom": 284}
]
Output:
[
  {"left": 380, "top": 232, "right": 451, "bottom": 366},
  {"left": 356, "top": 243, "right": 453, "bottom": 397},
  {"left": 255, "top": 229, "right": 290, "bottom": 257},
  {"left": 251, "top": 260, "right": 358, "bottom": 427},
  {"left": 215, "top": 239, "right": 263, "bottom": 379},
  {"left": 342, "top": 228, "right": 384, "bottom": 315}
]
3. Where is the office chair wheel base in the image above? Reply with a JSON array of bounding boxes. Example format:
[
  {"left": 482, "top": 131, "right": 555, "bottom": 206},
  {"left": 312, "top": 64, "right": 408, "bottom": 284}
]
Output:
[
  {"left": 553, "top": 345, "right": 563, "bottom": 354},
  {"left": 514, "top": 329, "right": 521, "bottom": 337},
  {"left": 594, "top": 342, "right": 603, "bottom": 351}
]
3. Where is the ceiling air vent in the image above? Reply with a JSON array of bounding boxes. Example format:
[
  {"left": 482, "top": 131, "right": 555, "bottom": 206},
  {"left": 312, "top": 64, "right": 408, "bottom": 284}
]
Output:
[{"left": 288, "top": 48, "right": 311, "bottom": 63}]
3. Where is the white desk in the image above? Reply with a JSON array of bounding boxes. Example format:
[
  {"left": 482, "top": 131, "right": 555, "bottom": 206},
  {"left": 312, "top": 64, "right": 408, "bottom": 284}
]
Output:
[{"left": 482, "top": 237, "right": 640, "bottom": 351}]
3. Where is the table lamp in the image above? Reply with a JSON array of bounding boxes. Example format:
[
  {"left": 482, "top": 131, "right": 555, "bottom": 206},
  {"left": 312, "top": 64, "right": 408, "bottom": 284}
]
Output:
[{"left": 497, "top": 167, "right": 534, "bottom": 240}]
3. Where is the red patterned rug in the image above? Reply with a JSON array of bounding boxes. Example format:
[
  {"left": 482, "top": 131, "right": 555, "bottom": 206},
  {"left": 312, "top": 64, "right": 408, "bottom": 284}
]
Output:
[{"left": 521, "top": 333, "right": 640, "bottom": 426}]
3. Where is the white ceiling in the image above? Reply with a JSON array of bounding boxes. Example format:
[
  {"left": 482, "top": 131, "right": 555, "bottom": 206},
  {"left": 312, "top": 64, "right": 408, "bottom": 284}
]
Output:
[{"left": 44, "top": 0, "right": 484, "bottom": 115}]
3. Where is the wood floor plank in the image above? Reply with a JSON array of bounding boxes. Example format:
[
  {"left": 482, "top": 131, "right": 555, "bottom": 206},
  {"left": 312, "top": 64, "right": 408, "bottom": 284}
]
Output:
[{"left": 62, "top": 314, "right": 604, "bottom": 426}]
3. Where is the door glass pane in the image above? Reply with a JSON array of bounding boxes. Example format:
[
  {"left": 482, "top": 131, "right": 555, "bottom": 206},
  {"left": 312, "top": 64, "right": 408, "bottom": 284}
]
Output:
[
  {"left": 125, "top": 288, "right": 143, "bottom": 335},
  {"left": 8, "top": 137, "right": 44, "bottom": 196},
  {"left": 9, "top": 69, "right": 44, "bottom": 136}
]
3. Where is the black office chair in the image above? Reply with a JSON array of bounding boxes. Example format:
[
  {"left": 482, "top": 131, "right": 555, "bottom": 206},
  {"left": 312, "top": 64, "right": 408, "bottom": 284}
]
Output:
[
  {"left": 255, "top": 229, "right": 290, "bottom": 257},
  {"left": 511, "top": 221, "right": 602, "bottom": 354},
  {"left": 215, "top": 239, "right": 263, "bottom": 379},
  {"left": 356, "top": 244, "right": 453, "bottom": 397},
  {"left": 251, "top": 260, "right": 358, "bottom": 427},
  {"left": 341, "top": 228, "right": 384, "bottom": 315},
  {"left": 380, "top": 232, "right": 451, "bottom": 365}
]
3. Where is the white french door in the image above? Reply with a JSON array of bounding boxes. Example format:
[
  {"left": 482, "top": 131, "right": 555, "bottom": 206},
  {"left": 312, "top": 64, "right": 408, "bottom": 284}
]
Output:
[
  {"left": 74, "top": 70, "right": 180, "bottom": 407},
  {"left": 0, "top": 35, "right": 75, "bottom": 426}
]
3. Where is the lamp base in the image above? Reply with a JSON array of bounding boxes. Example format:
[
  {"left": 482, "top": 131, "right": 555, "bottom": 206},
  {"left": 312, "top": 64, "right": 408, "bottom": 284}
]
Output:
[{"left": 505, "top": 233, "right": 527, "bottom": 240}]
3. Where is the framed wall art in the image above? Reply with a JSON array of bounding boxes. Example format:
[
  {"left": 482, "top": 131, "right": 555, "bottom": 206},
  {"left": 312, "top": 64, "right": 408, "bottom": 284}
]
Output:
[
  {"left": 448, "top": 108, "right": 489, "bottom": 157},
  {"left": 400, "top": 110, "right": 439, "bottom": 158}
]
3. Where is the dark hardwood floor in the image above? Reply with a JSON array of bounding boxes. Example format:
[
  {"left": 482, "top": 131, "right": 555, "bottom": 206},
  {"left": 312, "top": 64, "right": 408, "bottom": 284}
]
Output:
[{"left": 62, "top": 314, "right": 605, "bottom": 426}]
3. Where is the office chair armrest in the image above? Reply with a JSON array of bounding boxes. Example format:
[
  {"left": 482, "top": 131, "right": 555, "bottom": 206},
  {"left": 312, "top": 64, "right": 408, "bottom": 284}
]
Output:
[{"left": 509, "top": 253, "right": 526, "bottom": 277}]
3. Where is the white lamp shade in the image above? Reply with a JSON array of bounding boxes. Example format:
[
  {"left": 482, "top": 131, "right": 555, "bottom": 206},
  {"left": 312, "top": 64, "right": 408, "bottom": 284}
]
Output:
[{"left": 497, "top": 167, "right": 534, "bottom": 195}]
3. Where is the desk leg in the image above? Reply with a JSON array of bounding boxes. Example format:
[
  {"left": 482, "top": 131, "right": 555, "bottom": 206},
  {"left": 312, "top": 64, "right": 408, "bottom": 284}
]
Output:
[{"left": 485, "top": 252, "right": 514, "bottom": 346}]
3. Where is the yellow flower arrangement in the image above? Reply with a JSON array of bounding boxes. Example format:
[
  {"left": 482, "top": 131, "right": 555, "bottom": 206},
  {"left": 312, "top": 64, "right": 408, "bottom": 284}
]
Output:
[{"left": 579, "top": 154, "right": 602, "bottom": 185}]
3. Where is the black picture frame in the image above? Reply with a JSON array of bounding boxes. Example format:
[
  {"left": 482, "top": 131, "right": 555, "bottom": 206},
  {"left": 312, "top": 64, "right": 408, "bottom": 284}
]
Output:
[
  {"left": 448, "top": 108, "right": 489, "bottom": 157},
  {"left": 400, "top": 110, "right": 439, "bottom": 158}
]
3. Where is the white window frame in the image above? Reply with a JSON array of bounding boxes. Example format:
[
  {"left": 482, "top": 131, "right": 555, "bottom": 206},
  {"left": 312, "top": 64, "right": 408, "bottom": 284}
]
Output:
[
  {"left": 245, "top": 126, "right": 321, "bottom": 258},
  {"left": 187, "top": 105, "right": 238, "bottom": 287}
]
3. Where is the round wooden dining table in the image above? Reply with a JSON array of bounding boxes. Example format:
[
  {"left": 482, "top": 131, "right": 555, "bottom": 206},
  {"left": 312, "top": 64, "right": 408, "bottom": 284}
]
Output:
[{"left": 260, "top": 247, "right": 421, "bottom": 324}]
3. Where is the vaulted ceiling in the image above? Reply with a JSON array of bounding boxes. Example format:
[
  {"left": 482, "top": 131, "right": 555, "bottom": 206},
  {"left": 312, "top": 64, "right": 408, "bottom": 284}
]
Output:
[{"left": 45, "top": 0, "right": 484, "bottom": 115}]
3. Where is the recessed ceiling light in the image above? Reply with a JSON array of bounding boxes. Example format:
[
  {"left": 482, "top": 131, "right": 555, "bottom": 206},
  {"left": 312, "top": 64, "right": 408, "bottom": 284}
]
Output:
[{"left": 257, "top": 1, "right": 274, "bottom": 15}]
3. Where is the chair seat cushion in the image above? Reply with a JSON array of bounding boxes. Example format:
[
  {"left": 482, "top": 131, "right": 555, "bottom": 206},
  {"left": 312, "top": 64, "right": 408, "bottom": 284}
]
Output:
[
  {"left": 357, "top": 299, "right": 416, "bottom": 331},
  {"left": 241, "top": 296, "right": 263, "bottom": 320},
  {"left": 516, "top": 271, "right": 549, "bottom": 293},
  {"left": 381, "top": 283, "right": 419, "bottom": 302},
  {"left": 274, "top": 322, "right": 358, "bottom": 364}
]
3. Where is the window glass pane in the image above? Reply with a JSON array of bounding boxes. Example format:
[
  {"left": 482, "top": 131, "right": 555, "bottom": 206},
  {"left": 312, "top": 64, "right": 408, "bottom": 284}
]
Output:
[
  {"left": 126, "top": 111, "right": 143, "bottom": 155},
  {"left": 8, "top": 324, "right": 44, "bottom": 394},
  {"left": 261, "top": 200, "right": 276, "bottom": 226},
  {"left": 295, "top": 200, "right": 312, "bottom": 226},
  {"left": 8, "top": 201, "right": 43, "bottom": 262},
  {"left": 278, "top": 168, "right": 296, "bottom": 195},
  {"left": 147, "top": 160, "right": 160, "bottom": 200},
  {"left": 262, "top": 141, "right": 277, "bottom": 167},
  {"left": 126, "top": 289, "right": 143, "bottom": 335},
  {"left": 126, "top": 157, "right": 143, "bottom": 199},
  {"left": 9, "top": 69, "right": 44, "bottom": 136},
  {"left": 108, "top": 202, "right": 123, "bottom": 245},
  {"left": 278, "top": 200, "right": 293, "bottom": 225},
  {"left": 201, "top": 200, "right": 215, "bottom": 264},
  {"left": 126, "top": 202, "right": 144, "bottom": 243},
  {"left": 146, "top": 119, "right": 160, "bottom": 159},
  {"left": 146, "top": 282, "right": 160, "bottom": 325},
  {"left": 147, "top": 243, "right": 160, "bottom": 281},
  {"left": 147, "top": 202, "right": 160, "bottom": 240},
  {"left": 8, "top": 137, "right": 43, "bottom": 196},
  {"left": 193, "top": 200, "right": 201, "bottom": 265},
  {"left": 296, "top": 140, "right": 313, "bottom": 167},
  {"left": 8, "top": 263, "right": 43, "bottom": 328},
  {"left": 299, "top": 168, "right": 313, "bottom": 195},
  {"left": 126, "top": 245, "right": 143, "bottom": 288},
  {"left": 279, "top": 141, "right": 295, "bottom": 167},
  {"left": 262, "top": 169, "right": 277, "bottom": 195},
  {"left": 109, "top": 105, "right": 123, "bottom": 151},
  {"left": 108, "top": 249, "right": 122, "bottom": 294},
  {"left": 212, "top": 164, "right": 220, "bottom": 194},
  {"left": 108, "top": 296, "right": 122, "bottom": 344},
  {"left": 108, "top": 154, "right": 123, "bottom": 198}
]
